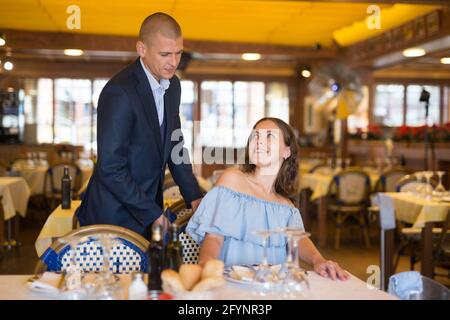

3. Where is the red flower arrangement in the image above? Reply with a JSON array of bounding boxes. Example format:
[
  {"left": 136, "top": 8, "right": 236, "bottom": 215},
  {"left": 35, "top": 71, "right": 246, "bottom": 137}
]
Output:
[{"left": 351, "top": 122, "right": 450, "bottom": 142}]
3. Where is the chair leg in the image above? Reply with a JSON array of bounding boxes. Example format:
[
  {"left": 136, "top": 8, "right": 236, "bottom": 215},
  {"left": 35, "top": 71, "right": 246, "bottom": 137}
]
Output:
[
  {"left": 335, "top": 212, "right": 342, "bottom": 249},
  {"left": 409, "top": 240, "right": 417, "bottom": 271},
  {"left": 359, "top": 214, "right": 371, "bottom": 248},
  {"left": 394, "top": 241, "right": 407, "bottom": 272}
]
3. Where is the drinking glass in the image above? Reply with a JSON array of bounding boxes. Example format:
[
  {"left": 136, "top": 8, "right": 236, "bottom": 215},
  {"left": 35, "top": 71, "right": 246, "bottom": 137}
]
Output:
[
  {"left": 423, "top": 171, "right": 434, "bottom": 200},
  {"left": 278, "top": 228, "right": 310, "bottom": 298},
  {"left": 86, "top": 234, "right": 123, "bottom": 300},
  {"left": 251, "top": 229, "right": 279, "bottom": 296},
  {"left": 432, "top": 171, "right": 447, "bottom": 198},
  {"left": 414, "top": 172, "right": 425, "bottom": 197}
]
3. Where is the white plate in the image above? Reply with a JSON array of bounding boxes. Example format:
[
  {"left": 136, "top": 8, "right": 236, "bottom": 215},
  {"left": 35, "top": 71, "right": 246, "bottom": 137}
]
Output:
[{"left": 223, "top": 265, "right": 282, "bottom": 285}]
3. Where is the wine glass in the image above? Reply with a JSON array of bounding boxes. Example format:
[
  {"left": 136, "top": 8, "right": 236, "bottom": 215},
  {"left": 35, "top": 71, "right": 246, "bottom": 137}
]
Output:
[
  {"left": 251, "top": 229, "right": 279, "bottom": 296},
  {"left": 59, "top": 236, "right": 88, "bottom": 300},
  {"left": 432, "top": 171, "right": 447, "bottom": 198},
  {"left": 336, "top": 158, "right": 342, "bottom": 169},
  {"left": 344, "top": 158, "right": 351, "bottom": 169},
  {"left": 423, "top": 171, "right": 434, "bottom": 200},
  {"left": 278, "top": 228, "right": 311, "bottom": 299},
  {"left": 414, "top": 171, "right": 425, "bottom": 197},
  {"left": 87, "top": 234, "right": 123, "bottom": 300}
]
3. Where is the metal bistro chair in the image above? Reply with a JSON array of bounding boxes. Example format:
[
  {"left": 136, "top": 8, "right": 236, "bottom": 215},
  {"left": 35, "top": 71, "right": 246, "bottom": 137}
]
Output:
[
  {"left": 368, "top": 168, "right": 410, "bottom": 226},
  {"left": 433, "top": 210, "right": 450, "bottom": 279},
  {"left": 309, "top": 163, "right": 333, "bottom": 175},
  {"left": 166, "top": 198, "right": 199, "bottom": 264},
  {"left": 44, "top": 162, "right": 82, "bottom": 210},
  {"left": 327, "top": 169, "right": 371, "bottom": 249},
  {"left": 34, "top": 224, "right": 149, "bottom": 275},
  {"left": 0, "top": 160, "right": 11, "bottom": 177},
  {"left": 393, "top": 175, "right": 440, "bottom": 271}
]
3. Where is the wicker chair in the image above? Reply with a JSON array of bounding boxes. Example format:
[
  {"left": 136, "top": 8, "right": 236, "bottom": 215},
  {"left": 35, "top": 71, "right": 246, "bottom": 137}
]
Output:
[
  {"left": 34, "top": 224, "right": 149, "bottom": 274},
  {"left": 44, "top": 162, "right": 82, "bottom": 209},
  {"left": 166, "top": 199, "right": 199, "bottom": 264},
  {"left": 327, "top": 169, "right": 371, "bottom": 249}
]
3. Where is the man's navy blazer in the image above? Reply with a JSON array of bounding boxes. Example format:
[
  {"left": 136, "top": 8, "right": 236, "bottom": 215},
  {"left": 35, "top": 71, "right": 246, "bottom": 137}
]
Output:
[{"left": 76, "top": 58, "right": 201, "bottom": 238}]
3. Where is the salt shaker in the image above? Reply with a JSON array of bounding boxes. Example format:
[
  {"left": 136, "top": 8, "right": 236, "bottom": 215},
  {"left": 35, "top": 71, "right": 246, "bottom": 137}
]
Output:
[{"left": 128, "top": 272, "right": 148, "bottom": 300}]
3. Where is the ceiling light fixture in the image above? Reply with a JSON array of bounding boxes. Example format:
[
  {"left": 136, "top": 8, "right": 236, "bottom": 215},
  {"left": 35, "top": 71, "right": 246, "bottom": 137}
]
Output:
[
  {"left": 0, "top": 34, "right": 5, "bottom": 46},
  {"left": 3, "top": 59, "right": 14, "bottom": 71},
  {"left": 402, "top": 47, "right": 426, "bottom": 58},
  {"left": 64, "top": 49, "right": 84, "bottom": 56},
  {"left": 440, "top": 57, "right": 450, "bottom": 65},
  {"left": 301, "top": 69, "right": 311, "bottom": 78},
  {"left": 241, "top": 53, "right": 261, "bottom": 61}
]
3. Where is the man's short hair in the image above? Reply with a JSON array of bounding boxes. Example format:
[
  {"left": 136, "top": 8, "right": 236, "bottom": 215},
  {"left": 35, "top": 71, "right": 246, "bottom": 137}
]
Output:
[{"left": 139, "top": 12, "right": 182, "bottom": 44}]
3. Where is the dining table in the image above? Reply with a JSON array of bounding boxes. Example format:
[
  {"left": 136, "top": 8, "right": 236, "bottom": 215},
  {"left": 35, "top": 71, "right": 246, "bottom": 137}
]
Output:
[
  {"left": 11, "top": 162, "right": 93, "bottom": 196},
  {"left": 376, "top": 192, "right": 450, "bottom": 290},
  {"left": 0, "top": 177, "right": 31, "bottom": 246},
  {"left": 0, "top": 271, "right": 397, "bottom": 300}
]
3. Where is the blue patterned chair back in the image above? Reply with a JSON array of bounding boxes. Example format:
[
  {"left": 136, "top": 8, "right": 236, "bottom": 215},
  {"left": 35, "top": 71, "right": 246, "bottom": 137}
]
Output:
[
  {"left": 35, "top": 224, "right": 149, "bottom": 274},
  {"left": 167, "top": 199, "right": 200, "bottom": 264}
]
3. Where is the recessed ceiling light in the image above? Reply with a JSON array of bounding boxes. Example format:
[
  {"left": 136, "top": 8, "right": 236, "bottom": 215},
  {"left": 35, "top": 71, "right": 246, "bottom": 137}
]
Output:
[
  {"left": 241, "top": 53, "right": 261, "bottom": 61},
  {"left": 301, "top": 69, "right": 311, "bottom": 78},
  {"left": 0, "top": 37, "right": 5, "bottom": 46},
  {"left": 440, "top": 57, "right": 450, "bottom": 65},
  {"left": 402, "top": 47, "right": 426, "bottom": 58},
  {"left": 3, "top": 60, "right": 14, "bottom": 71},
  {"left": 64, "top": 49, "right": 84, "bottom": 56}
]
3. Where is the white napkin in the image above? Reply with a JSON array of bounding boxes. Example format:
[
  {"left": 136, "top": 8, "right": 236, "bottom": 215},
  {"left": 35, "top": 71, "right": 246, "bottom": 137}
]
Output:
[{"left": 28, "top": 272, "right": 63, "bottom": 294}]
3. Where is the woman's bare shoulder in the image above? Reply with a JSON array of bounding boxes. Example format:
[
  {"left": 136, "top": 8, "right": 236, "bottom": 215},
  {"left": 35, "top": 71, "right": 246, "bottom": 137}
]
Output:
[{"left": 215, "top": 167, "right": 247, "bottom": 190}]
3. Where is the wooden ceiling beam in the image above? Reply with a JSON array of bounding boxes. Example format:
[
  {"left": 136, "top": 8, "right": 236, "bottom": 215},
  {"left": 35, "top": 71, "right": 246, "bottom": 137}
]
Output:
[
  {"left": 284, "top": 0, "right": 449, "bottom": 5},
  {"left": 0, "top": 29, "right": 337, "bottom": 59}
]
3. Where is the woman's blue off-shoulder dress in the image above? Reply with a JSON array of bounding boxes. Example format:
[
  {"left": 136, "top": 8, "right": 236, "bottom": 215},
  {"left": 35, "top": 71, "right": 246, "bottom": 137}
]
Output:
[{"left": 186, "top": 185, "right": 304, "bottom": 266}]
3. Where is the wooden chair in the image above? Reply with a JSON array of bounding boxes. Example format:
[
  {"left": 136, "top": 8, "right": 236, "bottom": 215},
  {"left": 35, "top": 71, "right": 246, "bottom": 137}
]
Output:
[
  {"left": 327, "top": 169, "right": 371, "bottom": 249},
  {"left": 433, "top": 210, "right": 450, "bottom": 279},
  {"left": 0, "top": 160, "right": 10, "bottom": 177},
  {"left": 393, "top": 175, "right": 441, "bottom": 272},
  {"left": 368, "top": 167, "right": 410, "bottom": 230}
]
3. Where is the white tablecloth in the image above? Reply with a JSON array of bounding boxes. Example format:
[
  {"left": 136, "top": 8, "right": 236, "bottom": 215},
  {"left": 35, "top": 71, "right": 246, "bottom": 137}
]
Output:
[
  {"left": 300, "top": 170, "right": 380, "bottom": 201},
  {"left": 11, "top": 164, "right": 93, "bottom": 195},
  {"left": 0, "top": 273, "right": 396, "bottom": 300},
  {"left": 0, "top": 177, "right": 31, "bottom": 220},
  {"left": 35, "top": 201, "right": 81, "bottom": 257},
  {"left": 376, "top": 192, "right": 450, "bottom": 229}
]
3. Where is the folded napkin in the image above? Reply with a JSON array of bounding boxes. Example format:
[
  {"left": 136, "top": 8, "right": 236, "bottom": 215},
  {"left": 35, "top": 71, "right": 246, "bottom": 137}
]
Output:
[
  {"left": 28, "top": 272, "right": 63, "bottom": 294},
  {"left": 388, "top": 271, "right": 423, "bottom": 300}
]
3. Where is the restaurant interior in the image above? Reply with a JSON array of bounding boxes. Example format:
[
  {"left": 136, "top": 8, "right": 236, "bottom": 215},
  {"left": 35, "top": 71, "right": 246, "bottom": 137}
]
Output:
[{"left": 0, "top": 0, "right": 449, "bottom": 300}]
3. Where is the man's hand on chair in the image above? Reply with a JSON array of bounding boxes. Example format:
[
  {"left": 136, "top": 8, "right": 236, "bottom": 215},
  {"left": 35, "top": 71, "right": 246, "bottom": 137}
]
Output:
[{"left": 152, "top": 213, "right": 170, "bottom": 234}]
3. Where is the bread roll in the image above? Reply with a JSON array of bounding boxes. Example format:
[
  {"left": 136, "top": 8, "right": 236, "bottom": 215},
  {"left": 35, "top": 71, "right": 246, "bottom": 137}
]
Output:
[
  {"left": 179, "top": 264, "right": 202, "bottom": 290},
  {"left": 161, "top": 269, "right": 185, "bottom": 293},
  {"left": 201, "top": 259, "right": 224, "bottom": 279},
  {"left": 192, "top": 276, "right": 227, "bottom": 292}
]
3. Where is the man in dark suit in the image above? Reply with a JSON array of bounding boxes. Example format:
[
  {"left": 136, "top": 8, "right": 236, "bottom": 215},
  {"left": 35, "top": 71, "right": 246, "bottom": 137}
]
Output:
[{"left": 76, "top": 13, "right": 202, "bottom": 238}]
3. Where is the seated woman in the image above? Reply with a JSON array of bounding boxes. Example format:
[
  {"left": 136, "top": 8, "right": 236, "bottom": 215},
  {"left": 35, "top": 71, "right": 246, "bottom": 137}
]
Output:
[{"left": 186, "top": 117, "right": 348, "bottom": 280}]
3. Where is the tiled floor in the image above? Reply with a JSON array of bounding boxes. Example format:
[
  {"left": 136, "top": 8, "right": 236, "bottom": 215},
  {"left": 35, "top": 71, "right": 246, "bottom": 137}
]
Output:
[{"left": 1, "top": 205, "right": 448, "bottom": 290}]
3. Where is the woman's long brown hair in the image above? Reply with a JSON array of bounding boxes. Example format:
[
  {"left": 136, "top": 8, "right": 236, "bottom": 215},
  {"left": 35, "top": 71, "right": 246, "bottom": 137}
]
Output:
[{"left": 240, "top": 117, "right": 299, "bottom": 201}]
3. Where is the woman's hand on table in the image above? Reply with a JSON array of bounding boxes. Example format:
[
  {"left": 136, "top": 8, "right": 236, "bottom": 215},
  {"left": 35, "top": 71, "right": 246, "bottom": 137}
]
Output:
[{"left": 313, "top": 257, "right": 349, "bottom": 281}]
